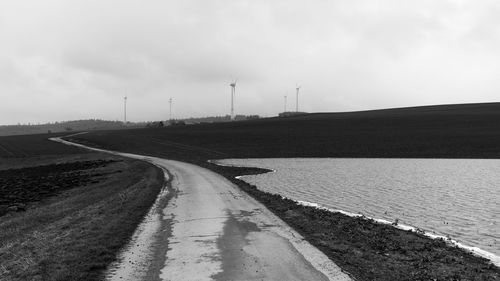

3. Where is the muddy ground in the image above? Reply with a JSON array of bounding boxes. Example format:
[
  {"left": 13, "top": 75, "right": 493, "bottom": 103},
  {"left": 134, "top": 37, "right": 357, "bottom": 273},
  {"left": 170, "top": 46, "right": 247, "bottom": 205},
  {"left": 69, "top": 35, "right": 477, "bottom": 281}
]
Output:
[
  {"left": 0, "top": 159, "right": 119, "bottom": 216},
  {"left": 0, "top": 153, "right": 164, "bottom": 281},
  {"left": 212, "top": 165, "right": 500, "bottom": 281}
]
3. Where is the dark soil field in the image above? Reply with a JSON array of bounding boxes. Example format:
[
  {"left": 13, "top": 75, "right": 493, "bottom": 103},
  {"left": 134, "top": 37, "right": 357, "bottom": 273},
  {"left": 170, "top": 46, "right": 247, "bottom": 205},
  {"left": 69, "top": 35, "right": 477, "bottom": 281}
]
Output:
[
  {"left": 0, "top": 133, "right": 86, "bottom": 158},
  {"left": 68, "top": 102, "right": 500, "bottom": 280},
  {"left": 0, "top": 160, "right": 118, "bottom": 216},
  {"left": 71, "top": 102, "right": 500, "bottom": 160},
  {"left": 0, "top": 135, "right": 164, "bottom": 281}
]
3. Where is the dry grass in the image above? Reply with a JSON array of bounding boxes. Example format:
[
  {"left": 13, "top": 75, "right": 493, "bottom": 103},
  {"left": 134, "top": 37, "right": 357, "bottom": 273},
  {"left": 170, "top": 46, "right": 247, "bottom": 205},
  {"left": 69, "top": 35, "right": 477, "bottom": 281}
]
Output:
[{"left": 0, "top": 155, "right": 164, "bottom": 281}]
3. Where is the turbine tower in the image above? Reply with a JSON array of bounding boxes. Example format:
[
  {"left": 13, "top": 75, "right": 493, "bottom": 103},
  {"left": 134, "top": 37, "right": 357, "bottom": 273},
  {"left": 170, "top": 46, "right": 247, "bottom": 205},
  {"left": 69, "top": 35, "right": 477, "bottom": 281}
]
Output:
[
  {"left": 124, "top": 96, "right": 127, "bottom": 123},
  {"left": 169, "top": 97, "right": 173, "bottom": 120},
  {"left": 284, "top": 95, "right": 287, "bottom": 112},
  {"left": 295, "top": 84, "right": 301, "bottom": 112},
  {"left": 230, "top": 79, "right": 237, "bottom": 120}
]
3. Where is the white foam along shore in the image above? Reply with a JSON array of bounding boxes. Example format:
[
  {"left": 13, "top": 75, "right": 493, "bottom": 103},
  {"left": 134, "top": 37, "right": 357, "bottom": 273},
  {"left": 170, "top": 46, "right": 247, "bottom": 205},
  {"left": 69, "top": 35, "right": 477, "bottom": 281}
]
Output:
[
  {"left": 296, "top": 200, "right": 500, "bottom": 267},
  {"left": 209, "top": 159, "right": 500, "bottom": 268}
]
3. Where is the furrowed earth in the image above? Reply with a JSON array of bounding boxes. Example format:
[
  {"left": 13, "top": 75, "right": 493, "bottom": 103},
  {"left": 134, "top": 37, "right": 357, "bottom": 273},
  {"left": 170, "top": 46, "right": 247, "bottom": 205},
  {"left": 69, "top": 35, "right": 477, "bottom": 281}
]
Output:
[
  {"left": 0, "top": 134, "right": 164, "bottom": 281},
  {"left": 0, "top": 159, "right": 119, "bottom": 216}
]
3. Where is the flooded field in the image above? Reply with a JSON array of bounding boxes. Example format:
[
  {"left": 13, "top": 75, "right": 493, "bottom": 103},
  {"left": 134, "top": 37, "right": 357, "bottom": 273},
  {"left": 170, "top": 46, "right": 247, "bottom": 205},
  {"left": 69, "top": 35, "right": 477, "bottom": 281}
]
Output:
[{"left": 216, "top": 158, "right": 500, "bottom": 259}]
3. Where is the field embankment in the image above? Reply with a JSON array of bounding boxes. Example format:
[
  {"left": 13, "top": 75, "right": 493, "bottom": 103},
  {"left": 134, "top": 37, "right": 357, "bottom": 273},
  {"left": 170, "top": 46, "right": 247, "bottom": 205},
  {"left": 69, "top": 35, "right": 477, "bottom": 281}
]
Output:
[
  {"left": 0, "top": 134, "right": 164, "bottom": 281},
  {"left": 67, "top": 102, "right": 500, "bottom": 280}
]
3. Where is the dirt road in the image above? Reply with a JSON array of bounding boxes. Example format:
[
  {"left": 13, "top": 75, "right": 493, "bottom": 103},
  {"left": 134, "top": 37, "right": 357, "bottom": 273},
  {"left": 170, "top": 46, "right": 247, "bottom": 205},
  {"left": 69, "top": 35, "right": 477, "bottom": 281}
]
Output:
[{"left": 51, "top": 137, "right": 352, "bottom": 281}]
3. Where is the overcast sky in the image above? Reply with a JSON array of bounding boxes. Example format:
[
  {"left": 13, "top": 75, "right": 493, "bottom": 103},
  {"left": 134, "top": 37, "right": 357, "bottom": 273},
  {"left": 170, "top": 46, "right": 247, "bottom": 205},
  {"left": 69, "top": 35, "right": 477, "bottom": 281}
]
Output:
[{"left": 1, "top": 0, "right": 500, "bottom": 124}]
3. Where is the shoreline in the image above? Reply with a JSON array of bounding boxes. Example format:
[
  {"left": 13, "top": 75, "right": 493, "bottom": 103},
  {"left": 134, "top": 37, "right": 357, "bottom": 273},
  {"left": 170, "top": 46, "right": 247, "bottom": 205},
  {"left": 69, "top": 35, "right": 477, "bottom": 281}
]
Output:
[
  {"left": 295, "top": 200, "right": 500, "bottom": 267},
  {"left": 205, "top": 162, "right": 500, "bottom": 280},
  {"left": 211, "top": 159, "right": 500, "bottom": 267}
]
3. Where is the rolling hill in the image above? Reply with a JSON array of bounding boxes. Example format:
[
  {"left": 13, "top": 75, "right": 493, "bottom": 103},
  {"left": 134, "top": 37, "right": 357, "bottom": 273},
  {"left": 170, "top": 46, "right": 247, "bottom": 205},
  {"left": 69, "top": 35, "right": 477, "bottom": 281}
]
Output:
[{"left": 69, "top": 102, "right": 500, "bottom": 160}]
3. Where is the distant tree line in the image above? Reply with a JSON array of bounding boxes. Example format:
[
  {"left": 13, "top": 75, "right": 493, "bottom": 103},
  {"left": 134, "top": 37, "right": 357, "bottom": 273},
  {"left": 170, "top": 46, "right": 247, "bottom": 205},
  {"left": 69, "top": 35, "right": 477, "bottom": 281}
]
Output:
[
  {"left": 179, "top": 114, "right": 260, "bottom": 124},
  {"left": 0, "top": 119, "right": 137, "bottom": 136},
  {"left": 0, "top": 115, "right": 262, "bottom": 136},
  {"left": 145, "top": 120, "right": 186, "bottom": 128}
]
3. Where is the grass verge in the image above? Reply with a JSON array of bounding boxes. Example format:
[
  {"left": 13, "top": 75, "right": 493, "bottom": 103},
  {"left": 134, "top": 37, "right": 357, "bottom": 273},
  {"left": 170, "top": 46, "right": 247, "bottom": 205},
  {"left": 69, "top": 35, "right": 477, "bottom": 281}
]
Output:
[{"left": 0, "top": 154, "right": 164, "bottom": 281}]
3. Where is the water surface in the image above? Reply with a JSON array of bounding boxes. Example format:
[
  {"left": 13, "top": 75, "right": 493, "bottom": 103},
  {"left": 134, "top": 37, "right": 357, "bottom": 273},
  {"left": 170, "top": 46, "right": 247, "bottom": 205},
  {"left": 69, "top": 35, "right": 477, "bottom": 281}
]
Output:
[{"left": 216, "top": 158, "right": 500, "bottom": 258}]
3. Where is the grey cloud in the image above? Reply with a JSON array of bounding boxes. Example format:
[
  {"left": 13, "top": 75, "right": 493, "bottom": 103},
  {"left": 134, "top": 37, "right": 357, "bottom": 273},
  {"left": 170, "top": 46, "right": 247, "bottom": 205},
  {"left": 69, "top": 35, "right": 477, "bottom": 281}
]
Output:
[{"left": 1, "top": 0, "right": 500, "bottom": 124}]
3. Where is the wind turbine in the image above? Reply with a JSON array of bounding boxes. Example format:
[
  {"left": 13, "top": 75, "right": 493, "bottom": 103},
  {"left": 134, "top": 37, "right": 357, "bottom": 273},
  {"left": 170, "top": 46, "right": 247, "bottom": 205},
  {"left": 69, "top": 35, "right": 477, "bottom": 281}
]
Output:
[
  {"left": 124, "top": 96, "right": 127, "bottom": 123},
  {"left": 169, "top": 97, "right": 173, "bottom": 120},
  {"left": 230, "top": 79, "right": 237, "bottom": 120},
  {"left": 284, "top": 94, "right": 287, "bottom": 113},
  {"left": 295, "top": 84, "right": 301, "bottom": 112}
]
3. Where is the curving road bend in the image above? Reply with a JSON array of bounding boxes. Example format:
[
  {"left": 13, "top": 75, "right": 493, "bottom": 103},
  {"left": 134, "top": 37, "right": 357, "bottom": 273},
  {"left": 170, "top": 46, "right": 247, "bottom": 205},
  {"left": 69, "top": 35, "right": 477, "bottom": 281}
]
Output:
[{"left": 51, "top": 136, "right": 352, "bottom": 281}]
